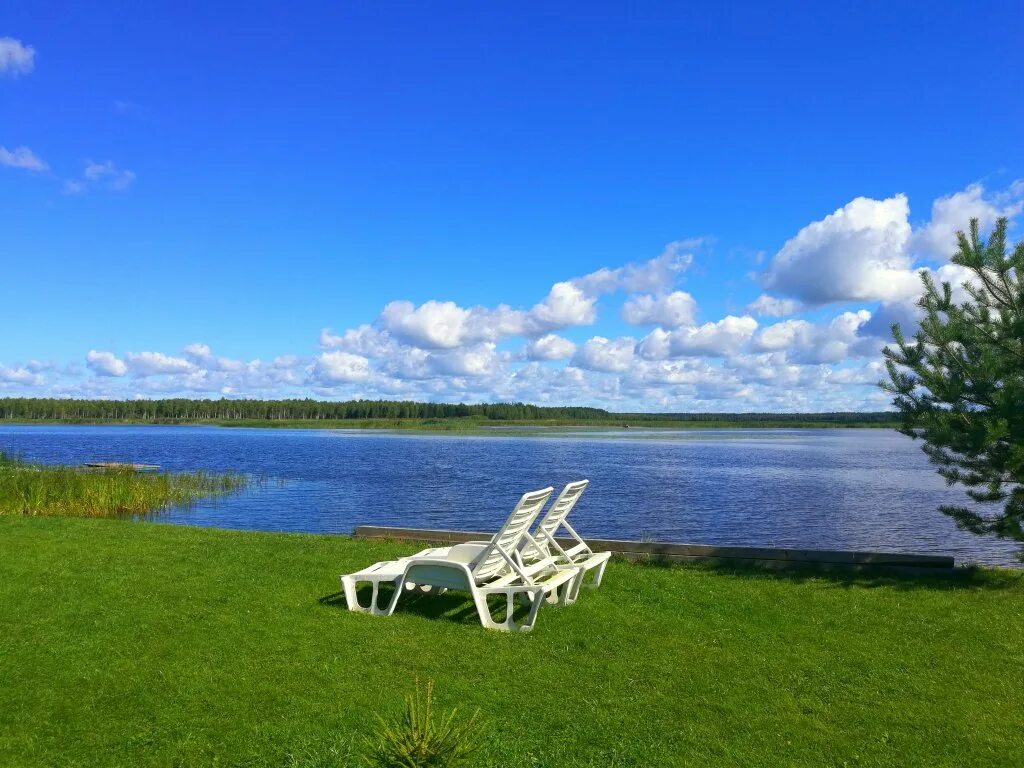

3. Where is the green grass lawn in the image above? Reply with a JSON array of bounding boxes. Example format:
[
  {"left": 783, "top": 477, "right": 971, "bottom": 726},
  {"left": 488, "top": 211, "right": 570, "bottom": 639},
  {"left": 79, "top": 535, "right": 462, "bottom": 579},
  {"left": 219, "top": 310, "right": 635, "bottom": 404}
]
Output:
[{"left": 1, "top": 518, "right": 1021, "bottom": 767}]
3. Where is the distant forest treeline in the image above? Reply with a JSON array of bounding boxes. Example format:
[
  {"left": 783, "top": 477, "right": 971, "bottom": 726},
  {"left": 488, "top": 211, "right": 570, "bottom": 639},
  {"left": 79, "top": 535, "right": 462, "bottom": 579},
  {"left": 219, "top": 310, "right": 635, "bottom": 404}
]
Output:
[{"left": 0, "top": 398, "right": 896, "bottom": 425}]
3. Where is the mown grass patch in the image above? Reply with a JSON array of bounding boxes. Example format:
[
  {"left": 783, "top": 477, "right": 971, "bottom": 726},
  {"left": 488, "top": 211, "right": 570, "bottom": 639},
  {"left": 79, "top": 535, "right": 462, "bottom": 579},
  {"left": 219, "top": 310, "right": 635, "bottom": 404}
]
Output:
[
  {"left": 1, "top": 517, "right": 1021, "bottom": 767},
  {"left": 0, "top": 452, "right": 246, "bottom": 518}
]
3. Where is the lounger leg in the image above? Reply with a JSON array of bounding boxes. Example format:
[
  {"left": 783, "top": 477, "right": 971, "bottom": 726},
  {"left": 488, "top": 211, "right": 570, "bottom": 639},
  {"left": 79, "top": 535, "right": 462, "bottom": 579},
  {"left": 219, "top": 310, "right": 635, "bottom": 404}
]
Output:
[
  {"left": 560, "top": 569, "right": 586, "bottom": 606},
  {"left": 566, "top": 568, "right": 586, "bottom": 604},
  {"left": 340, "top": 575, "right": 366, "bottom": 613},
  {"left": 340, "top": 575, "right": 403, "bottom": 617},
  {"left": 473, "top": 587, "right": 543, "bottom": 632},
  {"left": 545, "top": 576, "right": 576, "bottom": 606},
  {"left": 571, "top": 555, "right": 610, "bottom": 600}
]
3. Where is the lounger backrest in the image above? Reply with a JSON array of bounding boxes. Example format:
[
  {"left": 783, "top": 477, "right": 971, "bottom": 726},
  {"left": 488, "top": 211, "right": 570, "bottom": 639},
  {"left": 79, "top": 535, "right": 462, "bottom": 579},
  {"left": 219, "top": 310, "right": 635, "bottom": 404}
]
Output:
[
  {"left": 533, "top": 480, "right": 589, "bottom": 555},
  {"left": 471, "top": 487, "right": 553, "bottom": 582}
]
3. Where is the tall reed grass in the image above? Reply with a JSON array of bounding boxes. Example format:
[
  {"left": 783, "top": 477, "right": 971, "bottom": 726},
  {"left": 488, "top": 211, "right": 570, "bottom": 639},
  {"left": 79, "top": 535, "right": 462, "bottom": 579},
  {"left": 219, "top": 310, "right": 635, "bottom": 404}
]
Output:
[{"left": 0, "top": 452, "right": 246, "bottom": 518}]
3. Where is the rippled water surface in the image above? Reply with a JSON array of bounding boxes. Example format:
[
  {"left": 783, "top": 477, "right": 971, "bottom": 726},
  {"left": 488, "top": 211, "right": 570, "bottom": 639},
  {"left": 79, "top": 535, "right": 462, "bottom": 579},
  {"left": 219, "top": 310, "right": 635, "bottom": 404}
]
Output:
[{"left": 1, "top": 425, "right": 1019, "bottom": 566}]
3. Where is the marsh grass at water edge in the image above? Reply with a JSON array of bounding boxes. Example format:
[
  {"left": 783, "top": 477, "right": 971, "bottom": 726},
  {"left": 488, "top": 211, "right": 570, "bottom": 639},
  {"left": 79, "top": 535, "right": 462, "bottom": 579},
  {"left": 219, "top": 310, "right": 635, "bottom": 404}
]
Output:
[{"left": 0, "top": 451, "right": 247, "bottom": 518}]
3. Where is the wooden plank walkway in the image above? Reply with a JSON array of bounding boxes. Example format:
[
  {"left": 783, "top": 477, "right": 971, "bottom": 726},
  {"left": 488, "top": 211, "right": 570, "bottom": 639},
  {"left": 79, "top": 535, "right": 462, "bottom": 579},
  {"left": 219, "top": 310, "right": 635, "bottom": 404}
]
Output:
[{"left": 353, "top": 525, "right": 955, "bottom": 572}]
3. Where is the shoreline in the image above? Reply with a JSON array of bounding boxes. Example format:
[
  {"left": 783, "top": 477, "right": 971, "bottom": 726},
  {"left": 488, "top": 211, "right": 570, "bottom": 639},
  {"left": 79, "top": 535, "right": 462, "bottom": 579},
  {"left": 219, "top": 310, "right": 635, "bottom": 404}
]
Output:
[{"left": 0, "top": 418, "right": 901, "bottom": 432}]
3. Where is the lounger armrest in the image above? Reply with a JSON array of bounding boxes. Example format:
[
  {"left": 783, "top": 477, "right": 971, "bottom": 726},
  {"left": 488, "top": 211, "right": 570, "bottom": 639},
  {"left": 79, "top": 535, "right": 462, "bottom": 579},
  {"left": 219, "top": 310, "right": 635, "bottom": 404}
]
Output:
[
  {"left": 401, "top": 557, "right": 477, "bottom": 592},
  {"left": 446, "top": 543, "right": 490, "bottom": 562},
  {"left": 402, "top": 556, "right": 475, "bottom": 572}
]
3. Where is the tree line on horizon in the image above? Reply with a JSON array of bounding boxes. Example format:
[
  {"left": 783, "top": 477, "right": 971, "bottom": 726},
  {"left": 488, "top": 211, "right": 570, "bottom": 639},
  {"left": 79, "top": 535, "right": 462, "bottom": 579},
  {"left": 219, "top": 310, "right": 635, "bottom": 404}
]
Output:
[{"left": 0, "top": 397, "right": 896, "bottom": 424}]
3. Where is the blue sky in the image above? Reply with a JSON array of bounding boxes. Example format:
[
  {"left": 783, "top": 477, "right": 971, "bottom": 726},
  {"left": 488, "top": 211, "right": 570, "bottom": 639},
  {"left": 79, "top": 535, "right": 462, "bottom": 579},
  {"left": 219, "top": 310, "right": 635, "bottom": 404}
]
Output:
[{"left": 2, "top": 1, "right": 1022, "bottom": 410}]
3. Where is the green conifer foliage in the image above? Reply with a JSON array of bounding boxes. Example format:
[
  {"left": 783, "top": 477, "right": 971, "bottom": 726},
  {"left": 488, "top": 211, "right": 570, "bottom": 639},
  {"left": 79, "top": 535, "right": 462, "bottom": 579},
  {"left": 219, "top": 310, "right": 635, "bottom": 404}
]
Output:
[{"left": 882, "top": 218, "right": 1024, "bottom": 557}]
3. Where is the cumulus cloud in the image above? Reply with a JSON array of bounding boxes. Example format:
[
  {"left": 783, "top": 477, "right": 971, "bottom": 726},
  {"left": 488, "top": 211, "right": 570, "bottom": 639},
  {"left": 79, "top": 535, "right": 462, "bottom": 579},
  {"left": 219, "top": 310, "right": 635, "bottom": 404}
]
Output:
[
  {"left": 320, "top": 325, "right": 393, "bottom": 357},
  {"left": 0, "top": 364, "right": 42, "bottom": 385},
  {"left": 0, "top": 37, "right": 34, "bottom": 77},
  {"left": 745, "top": 294, "right": 802, "bottom": 318},
  {"left": 374, "top": 243, "right": 695, "bottom": 352},
  {"left": 760, "top": 182, "right": 1023, "bottom": 311},
  {"left": 428, "top": 343, "right": 500, "bottom": 377},
  {"left": 752, "top": 311, "right": 873, "bottom": 364},
  {"left": 86, "top": 350, "right": 128, "bottom": 377},
  {"left": 526, "top": 282, "right": 596, "bottom": 331},
  {"left": 911, "top": 182, "right": 1024, "bottom": 260},
  {"left": 183, "top": 343, "right": 212, "bottom": 360},
  {"left": 125, "top": 352, "right": 194, "bottom": 376},
  {"left": 0, "top": 145, "right": 48, "bottom": 172},
  {"left": 25, "top": 186, "right": 1023, "bottom": 410},
  {"left": 63, "top": 160, "right": 136, "bottom": 194},
  {"left": 621, "top": 291, "right": 697, "bottom": 327},
  {"left": 182, "top": 342, "right": 245, "bottom": 372},
  {"left": 84, "top": 160, "right": 136, "bottom": 189},
  {"left": 856, "top": 261, "right": 978, "bottom": 344},
  {"left": 311, "top": 351, "right": 372, "bottom": 384},
  {"left": 379, "top": 300, "right": 472, "bottom": 349},
  {"left": 574, "top": 240, "right": 696, "bottom": 296},
  {"left": 638, "top": 316, "right": 758, "bottom": 359},
  {"left": 762, "top": 195, "right": 918, "bottom": 304},
  {"left": 571, "top": 336, "right": 636, "bottom": 373},
  {"left": 524, "top": 334, "right": 576, "bottom": 361}
]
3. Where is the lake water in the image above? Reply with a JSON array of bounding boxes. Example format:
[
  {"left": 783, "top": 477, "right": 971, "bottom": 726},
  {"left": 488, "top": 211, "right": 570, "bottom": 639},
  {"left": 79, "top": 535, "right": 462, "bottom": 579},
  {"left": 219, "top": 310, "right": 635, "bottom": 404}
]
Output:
[{"left": 1, "top": 425, "right": 1019, "bottom": 567}]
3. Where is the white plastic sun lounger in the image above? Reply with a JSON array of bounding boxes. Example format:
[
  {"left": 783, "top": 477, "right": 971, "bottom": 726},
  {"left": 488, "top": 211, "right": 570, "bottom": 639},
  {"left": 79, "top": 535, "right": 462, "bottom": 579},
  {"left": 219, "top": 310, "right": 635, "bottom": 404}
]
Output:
[
  {"left": 528, "top": 480, "right": 610, "bottom": 601},
  {"left": 441, "top": 480, "right": 609, "bottom": 604},
  {"left": 340, "top": 487, "right": 582, "bottom": 632}
]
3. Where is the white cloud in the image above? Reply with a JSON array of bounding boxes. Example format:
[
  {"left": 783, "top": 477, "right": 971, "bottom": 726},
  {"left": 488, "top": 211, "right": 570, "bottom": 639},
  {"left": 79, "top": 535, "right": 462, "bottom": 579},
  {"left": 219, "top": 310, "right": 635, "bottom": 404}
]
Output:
[
  {"left": 829, "top": 361, "right": 887, "bottom": 385},
  {"left": 571, "top": 336, "right": 636, "bottom": 373},
  {"left": 375, "top": 283, "right": 595, "bottom": 352},
  {"left": 86, "top": 350, "right": 128, "bottom": 377},
  {"left": 856, "top": 260, "right": 979, "bottom": 344},
  {"left": 373, "top": 345, "right": 430, "bottom": 381},
  {"left": 367, "top": 242, "right": 699, "bottom": 354},
  {"left": 638, "top": 316, "right": 758, "bottom": 359},
  {"left": 182, "top": 342, "right": 244, "bottom": 372},
  {"left": 911, "top": 182, "right": 1024, "bottom": 260},
  {"left": 0, "top": 365, "right": 42, "bottom": 385},
  {"left": 621, "top": 291, "right": 697, "bottom": 327},
  {"left": 759, "top": 182, "right": 1023, "bottom": 311},
  {"left": 84, "top": 160, "right": 135, "bottom": 189},
  {"left": 64, "top": 160, "right": 136, "bottom": 194},
  {"left": 379, "top": 300, "right": 473, "bottom": 349},
  {"left": 574, "top": 240, "right": 696, "bottom": 296},
  {"left": 762, "top": 195, "right": 918, "bottom": 304},
  {"left": 311, "top": 351, "right": 372, "bottom": 384},
  {"left": 183, "top": 343, "right": 212, "bottom": 360},
  {"left": 428, "top": 343, "right": 500, "bottom": 377},
  {"left": 0, "top": 146, "right": 48, "bottom": 172},
  {"left": 25, "top": 187, "right": 1024, "bottom": 410},
  {"left": 524, "top": 334, "right": 576, "bottom": 361},
  {"left": 0, "top": 37, "right": 34, "bottom": 77},
  {"left": 526, "top": 281, "right": 596, "bottom": 331},
  {"left": 752, "top": 311, "right": 873, "bottom": 364},
  {"left": 125, "top": 352, "right": 194, "bottom": 376},
  {"left": 746, "top": 294, "right": 802, "bottom": 318},
  {"left": 320, "top": 325, "right": 393, "bottom": 357}
]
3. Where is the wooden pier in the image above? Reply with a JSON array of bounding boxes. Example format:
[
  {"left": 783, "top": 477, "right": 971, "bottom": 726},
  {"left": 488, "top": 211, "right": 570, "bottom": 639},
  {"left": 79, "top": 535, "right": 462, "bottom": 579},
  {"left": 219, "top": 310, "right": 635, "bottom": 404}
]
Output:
[
  {"left": 82, "top": 462, "right": 160, "bottom": 472},
  {"left": 352, "top": 525, "right": 955, "bottom": 573}
]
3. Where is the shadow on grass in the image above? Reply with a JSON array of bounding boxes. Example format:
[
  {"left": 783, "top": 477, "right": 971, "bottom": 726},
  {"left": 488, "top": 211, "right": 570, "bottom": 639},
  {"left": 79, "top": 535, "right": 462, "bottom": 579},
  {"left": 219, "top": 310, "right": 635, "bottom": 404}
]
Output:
[
  {"left": 627, "top": 556, "right": 1023, "bottom": 592},
  {"left": 318, "top": 587, "right": 532, "bottom": 627}
]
